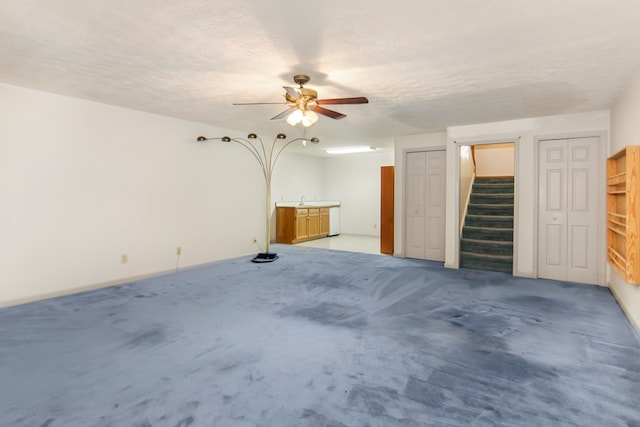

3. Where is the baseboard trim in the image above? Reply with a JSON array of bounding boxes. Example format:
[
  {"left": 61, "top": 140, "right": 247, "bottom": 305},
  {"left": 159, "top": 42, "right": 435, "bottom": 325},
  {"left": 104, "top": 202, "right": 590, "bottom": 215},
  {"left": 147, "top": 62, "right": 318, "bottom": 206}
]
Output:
[
  {"left": 0, "top": 271, "right": 168, "bottom": 308},
  {"left": 609, "top": 282, "right": 640, "bottom": 339},
  {"left": 0, "top": 254, "right": 252, "bottom": 309}
]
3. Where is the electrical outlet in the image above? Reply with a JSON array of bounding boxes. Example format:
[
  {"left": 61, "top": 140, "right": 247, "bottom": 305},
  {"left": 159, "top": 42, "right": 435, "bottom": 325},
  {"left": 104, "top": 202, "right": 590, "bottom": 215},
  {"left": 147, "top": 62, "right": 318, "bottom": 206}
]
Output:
[
  {"left": 252, "top": 237, "right": 257, "bottom": 244},
  {"left": 373, "top": 223, "right": 377, "bottom": 229},
  {"left": 121, "top": 254, "right": 128, "bottom": 264},
  {"left": 176, "top": 246, "right": 182, "bottom": 255}
]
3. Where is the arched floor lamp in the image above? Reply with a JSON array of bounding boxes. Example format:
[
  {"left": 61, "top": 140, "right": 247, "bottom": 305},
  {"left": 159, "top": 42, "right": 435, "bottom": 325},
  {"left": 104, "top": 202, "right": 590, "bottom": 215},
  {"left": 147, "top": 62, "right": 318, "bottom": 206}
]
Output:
[{"left": 196, "top": 133, "right": 319, "bottom": 262}]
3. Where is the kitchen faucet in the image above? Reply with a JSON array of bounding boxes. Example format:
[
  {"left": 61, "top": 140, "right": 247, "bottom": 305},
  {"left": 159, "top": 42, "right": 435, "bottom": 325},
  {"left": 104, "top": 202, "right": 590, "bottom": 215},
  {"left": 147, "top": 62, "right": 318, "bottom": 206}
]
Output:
[{"left": 299, "top": 195, "right": 305, "bottom": 206}]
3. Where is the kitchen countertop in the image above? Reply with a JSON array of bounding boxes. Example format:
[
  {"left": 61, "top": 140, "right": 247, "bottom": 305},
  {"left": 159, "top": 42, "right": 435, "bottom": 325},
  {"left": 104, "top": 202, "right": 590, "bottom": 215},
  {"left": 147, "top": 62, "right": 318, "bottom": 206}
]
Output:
[{"left": 276, "top": 200, "right": 340, "bottom": 208}]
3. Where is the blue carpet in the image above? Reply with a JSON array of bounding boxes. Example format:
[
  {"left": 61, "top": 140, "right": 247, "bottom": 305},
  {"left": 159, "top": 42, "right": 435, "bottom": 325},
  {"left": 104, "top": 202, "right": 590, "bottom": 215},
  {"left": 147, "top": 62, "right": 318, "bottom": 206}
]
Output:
[{"left": 1, "top": 245, "right": 639, "bottom": 426}]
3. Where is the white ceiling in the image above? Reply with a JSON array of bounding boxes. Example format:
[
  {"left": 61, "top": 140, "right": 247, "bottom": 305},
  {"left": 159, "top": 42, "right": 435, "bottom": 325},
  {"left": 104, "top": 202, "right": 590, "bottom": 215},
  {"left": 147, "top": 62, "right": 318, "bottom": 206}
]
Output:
[{"left": 2, "top": 0, "right": 640, "bottom": 154}]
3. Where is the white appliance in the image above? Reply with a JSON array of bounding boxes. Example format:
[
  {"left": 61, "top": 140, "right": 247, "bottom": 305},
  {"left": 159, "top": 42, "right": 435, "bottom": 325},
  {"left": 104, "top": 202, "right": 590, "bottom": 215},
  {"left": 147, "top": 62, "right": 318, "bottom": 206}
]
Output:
[{"left": 328, "top": 205, "right": 340, "bottom": 236}]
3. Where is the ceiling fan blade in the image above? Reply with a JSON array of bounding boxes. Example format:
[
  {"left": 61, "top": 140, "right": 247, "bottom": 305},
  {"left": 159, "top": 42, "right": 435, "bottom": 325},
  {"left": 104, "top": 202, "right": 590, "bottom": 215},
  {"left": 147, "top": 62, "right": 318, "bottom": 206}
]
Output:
[
  {"left": 270, "top": 108, "right": 295, "bottom": 120},
  {"left": 313, "top": 106, "right": 346, "bottom": 120},
  {"left": 283, "top": 86, "right": 300, "bottom": 98},
  {"left": 285, "top": 92, "right": 297, "bottom": 103},
  {"left": 316, "top": 97, "right": 369, "bottom": 105},
  {"left": 233, "top": 102, "right": 286, "bottom": 105}
]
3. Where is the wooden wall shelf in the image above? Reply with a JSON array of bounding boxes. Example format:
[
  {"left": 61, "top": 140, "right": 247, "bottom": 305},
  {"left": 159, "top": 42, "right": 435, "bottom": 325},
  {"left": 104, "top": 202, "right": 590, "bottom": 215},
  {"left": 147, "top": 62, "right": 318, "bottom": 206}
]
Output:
[{"left": 607, "top": 146, "right": 640, "bottom": 284}]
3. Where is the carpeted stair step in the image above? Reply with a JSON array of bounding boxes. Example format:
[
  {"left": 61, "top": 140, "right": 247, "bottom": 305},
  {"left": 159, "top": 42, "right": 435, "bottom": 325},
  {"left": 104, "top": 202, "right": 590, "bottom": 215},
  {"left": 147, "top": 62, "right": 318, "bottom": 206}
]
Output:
[
  {"left": 462, "top": 226, "right": 513, "bottom": 241},
  {"left": 460, "top": 251, "right": 513, "bottom": 273},
  {"left": 474, "top": 177, "right": 514, "bottom": 185},
  {"left": 470, "top": 193, "right": 514, "bottom": 204},
  {"left": 467, "top": 203, "right": 514, "bottom": 216},
  {"left": 460, "top": 238, "right": 513, "bottom": 256},
  {"left": 465, "top": 214, "right": 514, "bottom": 228},
  {"left": 472, "top": 183, "right": 514, "bottom": 194},
  {"left": 461, "top": 176, "right": 514, "bottom": 274}
]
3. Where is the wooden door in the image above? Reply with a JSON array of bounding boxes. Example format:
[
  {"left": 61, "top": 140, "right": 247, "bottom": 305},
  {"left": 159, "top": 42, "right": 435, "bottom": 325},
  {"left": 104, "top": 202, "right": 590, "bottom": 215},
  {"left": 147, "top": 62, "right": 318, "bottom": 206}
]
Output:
[
  {"left": 538, "top": 137, "right": 599, "bottom": 283},
  {"left": 405, "top": 151, "right": 446, "bottom": 261},
  {"left": 380, "top": 166, "right": 394, "bottom": 255}
]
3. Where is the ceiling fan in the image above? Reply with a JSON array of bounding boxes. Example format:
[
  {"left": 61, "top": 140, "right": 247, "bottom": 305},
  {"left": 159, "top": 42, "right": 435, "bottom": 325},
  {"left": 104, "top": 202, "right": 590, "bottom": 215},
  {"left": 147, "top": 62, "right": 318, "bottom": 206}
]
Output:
[{"left": 233, "top": 75, "right": 369, "bottom": 127}]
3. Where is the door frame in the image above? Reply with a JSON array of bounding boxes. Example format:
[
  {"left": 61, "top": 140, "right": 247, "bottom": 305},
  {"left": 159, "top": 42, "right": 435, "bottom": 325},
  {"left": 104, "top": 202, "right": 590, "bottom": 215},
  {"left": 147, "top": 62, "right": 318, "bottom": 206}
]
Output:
[
  {"left": 452, "top": 137, "right": 521, "bottom": 271},
  {"left": 402, "top": 147, "right": 446, "bottom": 259},
  {"left": 534, "top": 132, "right": 607, "bottom": 285}
]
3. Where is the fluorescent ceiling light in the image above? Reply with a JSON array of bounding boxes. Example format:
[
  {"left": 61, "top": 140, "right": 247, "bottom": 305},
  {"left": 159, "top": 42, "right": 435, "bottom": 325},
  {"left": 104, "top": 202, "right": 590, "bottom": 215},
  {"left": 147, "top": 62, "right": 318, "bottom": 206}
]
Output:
[{"left": 325, "top": 146, "right": 376, "bottom": 154}]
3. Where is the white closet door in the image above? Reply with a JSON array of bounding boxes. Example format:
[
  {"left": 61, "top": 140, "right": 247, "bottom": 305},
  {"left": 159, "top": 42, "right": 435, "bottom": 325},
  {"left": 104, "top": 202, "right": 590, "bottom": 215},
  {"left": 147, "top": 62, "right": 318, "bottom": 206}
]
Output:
[
  {"left": 566, "top": 137, "right": 599, "bottom": 283},
  {"left": 405, "top": 152, "right": 426, "bottom": 259},
  {"left": 405, "top": 151, "right": 446, "bottom": 261},
  {"left": 538, "top": 137, "right": 599, "bottom": 283},
  {"left": 538, "top": 140, "right": 568, "bottom": 280},
  {"left": 424, "top": 151, "right": 446, "bottom": 261}
]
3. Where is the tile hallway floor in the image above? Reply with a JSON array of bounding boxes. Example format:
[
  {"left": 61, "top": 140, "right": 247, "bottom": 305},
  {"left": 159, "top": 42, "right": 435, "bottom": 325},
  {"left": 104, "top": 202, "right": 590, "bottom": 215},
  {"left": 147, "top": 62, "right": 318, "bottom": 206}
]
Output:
[{"left": 296, "top": 233, "right": 381, "bottom": 255}]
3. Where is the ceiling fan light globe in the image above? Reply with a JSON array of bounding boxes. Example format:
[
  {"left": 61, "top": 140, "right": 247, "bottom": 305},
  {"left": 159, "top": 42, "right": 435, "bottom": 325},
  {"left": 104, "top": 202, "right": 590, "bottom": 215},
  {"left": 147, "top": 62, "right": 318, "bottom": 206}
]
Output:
[
  {"left": 286, "top": 109, "right": 303, "bottom": 126},
  {"left": 302, "top": 111, "right": 319, "bottom": 127}
]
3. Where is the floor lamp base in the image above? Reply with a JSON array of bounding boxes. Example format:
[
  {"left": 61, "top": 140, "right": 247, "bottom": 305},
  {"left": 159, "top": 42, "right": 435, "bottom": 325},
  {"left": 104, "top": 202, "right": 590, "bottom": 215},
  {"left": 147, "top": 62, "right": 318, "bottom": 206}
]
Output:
[{"left": 251, "top": 252, "right": 279, "bottom": 263}]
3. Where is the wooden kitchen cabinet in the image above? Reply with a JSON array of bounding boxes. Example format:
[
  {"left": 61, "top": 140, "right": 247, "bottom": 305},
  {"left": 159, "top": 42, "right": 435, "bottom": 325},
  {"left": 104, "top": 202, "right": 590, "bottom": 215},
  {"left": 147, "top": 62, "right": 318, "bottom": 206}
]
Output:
[
  {"left": 276, "top": 206, "right": 331, "bottom": 244},
  {"left": 295, "top": 208, "right": 310, "bottom": 240},
  {"left": 319, "top": 208, "right": 330, "bottom": 236},
  {"left": 307, "top": 208, "right": 320, "bottom": 238}
]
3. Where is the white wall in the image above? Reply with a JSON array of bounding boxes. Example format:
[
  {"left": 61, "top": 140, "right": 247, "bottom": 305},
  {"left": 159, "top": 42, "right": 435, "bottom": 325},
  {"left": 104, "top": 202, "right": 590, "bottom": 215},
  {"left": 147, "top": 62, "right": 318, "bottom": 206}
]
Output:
[
  {"left": 272, "top": 153, "right": 324, "bottom": 204},
  {"left": 0, "top": 83, "right": 324, "bottom": 305},
  {"left": 610, "top": 71, "right": 640, "bottom": 331},
  {"left": 446, "top": 111, "right": 609, "bottom": 277},
  {"left": 393, "top": 132, "right": 448, "bottom": 256},
  {"left": 323, "top": 150, "right": 394, "bottom": 236},
  {"left": 475, "top": 144, "right": 515, "bottom": 177}
]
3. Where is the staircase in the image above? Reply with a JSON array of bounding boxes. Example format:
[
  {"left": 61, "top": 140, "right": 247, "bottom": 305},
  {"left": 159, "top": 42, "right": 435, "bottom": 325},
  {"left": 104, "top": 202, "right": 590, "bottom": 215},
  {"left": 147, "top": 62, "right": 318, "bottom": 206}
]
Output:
[{"left": 460, "top": 177, "right": 514, "bottom": 273}]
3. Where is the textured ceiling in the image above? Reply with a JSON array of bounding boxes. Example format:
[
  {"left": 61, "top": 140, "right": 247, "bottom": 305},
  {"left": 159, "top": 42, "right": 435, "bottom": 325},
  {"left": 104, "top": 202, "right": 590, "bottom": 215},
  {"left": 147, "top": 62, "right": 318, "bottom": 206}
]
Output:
[{"left": 2, "top": 0, "right": 640, "bottom": 154}]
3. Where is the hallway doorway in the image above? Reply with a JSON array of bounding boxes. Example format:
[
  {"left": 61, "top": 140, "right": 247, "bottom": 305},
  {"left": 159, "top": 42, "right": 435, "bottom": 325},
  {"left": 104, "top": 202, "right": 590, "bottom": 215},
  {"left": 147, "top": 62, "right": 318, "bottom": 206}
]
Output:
[{"left": 459, "top": 142, "right": 515, "bottom": 273}]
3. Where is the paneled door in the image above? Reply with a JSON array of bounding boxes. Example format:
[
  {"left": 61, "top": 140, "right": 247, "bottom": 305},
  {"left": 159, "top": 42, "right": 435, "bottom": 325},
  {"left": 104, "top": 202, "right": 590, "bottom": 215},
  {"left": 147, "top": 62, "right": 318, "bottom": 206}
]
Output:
[
  {"left": 405, "top": 150, "right": 446, "bottom": 261},
  {"left": 380, "top": 166, "right": 395, "bottom": 255},
  {"left": 538, "top": 137, "right": 600, "bottom": 284}
]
